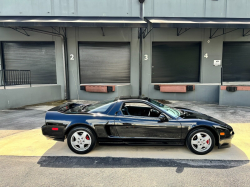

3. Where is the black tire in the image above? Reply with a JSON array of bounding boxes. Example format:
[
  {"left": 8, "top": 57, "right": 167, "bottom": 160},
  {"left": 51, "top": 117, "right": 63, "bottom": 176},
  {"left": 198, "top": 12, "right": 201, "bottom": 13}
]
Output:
[
  {"left": 67, "top": 127, "right": 96, "bottom": 154},
  {"left": 186, "top": 128, "right": 215, "bottom": 155}
]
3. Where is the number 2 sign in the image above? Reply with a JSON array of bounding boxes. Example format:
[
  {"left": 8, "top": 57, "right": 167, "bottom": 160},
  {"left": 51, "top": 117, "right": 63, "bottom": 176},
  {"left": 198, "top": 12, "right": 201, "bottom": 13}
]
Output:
[{"left": 70, "top": 54, "right": 74, "bottom": 60}]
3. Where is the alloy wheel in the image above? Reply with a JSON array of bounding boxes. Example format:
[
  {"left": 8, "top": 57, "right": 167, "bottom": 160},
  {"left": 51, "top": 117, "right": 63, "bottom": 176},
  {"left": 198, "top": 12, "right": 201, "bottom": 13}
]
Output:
[
  {"left": 70, "top": 130, "right": 92, "bottom": 151},
  {"left": 191, "top": 132, "right": 212, "bottom": 153}
]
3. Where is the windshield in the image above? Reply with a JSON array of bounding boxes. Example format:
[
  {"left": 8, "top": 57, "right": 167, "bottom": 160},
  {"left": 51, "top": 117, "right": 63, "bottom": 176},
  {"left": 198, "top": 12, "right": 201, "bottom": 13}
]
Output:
[
  {"left": 84, "top": 99, "right": 115, "bottom": 113},
  {"left": 148, "top": 99, "right": 181, "bottom": 118}
]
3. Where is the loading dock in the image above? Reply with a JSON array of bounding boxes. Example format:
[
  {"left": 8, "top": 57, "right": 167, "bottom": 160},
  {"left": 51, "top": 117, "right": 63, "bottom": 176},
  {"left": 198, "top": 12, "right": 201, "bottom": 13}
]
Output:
[{"left": 2, "top": 41, "right": 56, "bottom": 84}]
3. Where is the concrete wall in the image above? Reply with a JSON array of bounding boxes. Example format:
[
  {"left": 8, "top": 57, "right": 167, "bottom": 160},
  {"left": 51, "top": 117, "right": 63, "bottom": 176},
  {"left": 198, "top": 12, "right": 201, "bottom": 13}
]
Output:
[
  {"left": 0, "top": 27, "right": 65, "bottom": 100},
  {"left": 220, "top": 90, "right": 250, "bottom": 107},
  {"left": 144, "top": 0, "right": 250, "bottom": 18},
  {"left": 142, "top": 27, "right": 250, "bottom": 103},
  {"left": 0, "top": 85, "right": 61, "bottom": 110},
  {"left": 1, "top": 0, "right": 250, "bottom": 106},
  {"left": 1, "top": 26, "right": 250, "bottom": 105},
  {"left": 0, "top": 0, "right": 140, "bottom": 17},
  {"left": 142, "top": 28, "right": 221, "bottom": 97},
  {"left": 0, "top": 26, "right": 139, "bottom": 102},
  {"left": 66, "top": 27, "right": 139, "bottom": 100},
  {"left": 1, "top": 0, "right": 250, "bottom": 18}
]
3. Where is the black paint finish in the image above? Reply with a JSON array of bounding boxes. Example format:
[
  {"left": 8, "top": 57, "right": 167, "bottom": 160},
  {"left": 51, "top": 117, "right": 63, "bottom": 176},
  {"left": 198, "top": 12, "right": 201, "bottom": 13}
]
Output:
[
  {"left": 42, "top": 98, "right": 234, "bottom": 149},
  {"left": 115, "top": 116, "right": 181, "bottom": 139}
]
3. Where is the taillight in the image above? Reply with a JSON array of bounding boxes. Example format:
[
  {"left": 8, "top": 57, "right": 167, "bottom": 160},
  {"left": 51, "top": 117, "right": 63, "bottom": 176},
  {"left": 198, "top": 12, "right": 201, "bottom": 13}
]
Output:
[{"left": 52, "top": 128, "right": 58, "bottom": 131}]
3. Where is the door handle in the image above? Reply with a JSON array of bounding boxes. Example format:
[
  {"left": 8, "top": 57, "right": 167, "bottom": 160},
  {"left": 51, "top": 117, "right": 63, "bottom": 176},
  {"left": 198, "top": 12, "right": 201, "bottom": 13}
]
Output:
[{"left": 123, "top": 123, "right": 132, "bottom": 125}]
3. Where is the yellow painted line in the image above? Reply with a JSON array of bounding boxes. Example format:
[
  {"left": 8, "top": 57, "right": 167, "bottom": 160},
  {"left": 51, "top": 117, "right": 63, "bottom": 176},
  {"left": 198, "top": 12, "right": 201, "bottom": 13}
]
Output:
[
  {"left": 0, "top": 129, "right": 56, "bottom": 156},
  {"left": 0, "top": 123, "right": 249, "bottom": 159},
  {"left": 229, "top": 123, "right": 250, "bottom": 160},
  {"left": 0, "top": 130, "right": 27, "bottom": 139}
]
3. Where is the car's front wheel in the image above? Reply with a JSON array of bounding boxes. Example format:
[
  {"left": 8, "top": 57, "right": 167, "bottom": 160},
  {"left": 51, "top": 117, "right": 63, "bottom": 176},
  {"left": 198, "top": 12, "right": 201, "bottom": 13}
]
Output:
[
  {"left": 67, "top": 127, "right": 96, "bottom": 154},
  {"left": 186, "top": 128, "right": 215, "bottom": 155}
]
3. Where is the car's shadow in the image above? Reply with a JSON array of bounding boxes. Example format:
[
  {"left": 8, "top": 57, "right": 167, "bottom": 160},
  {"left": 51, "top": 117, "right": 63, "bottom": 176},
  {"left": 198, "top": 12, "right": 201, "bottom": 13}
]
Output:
[{"left": 37, "top": 142, "right": 249, "bottom": 172}]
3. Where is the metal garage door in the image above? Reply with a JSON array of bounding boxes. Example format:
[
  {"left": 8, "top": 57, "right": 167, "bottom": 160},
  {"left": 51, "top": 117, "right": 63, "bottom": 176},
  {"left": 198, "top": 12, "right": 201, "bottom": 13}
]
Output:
[
  {"left": 79, "top": 42, "right": 130, "bottom": 84},
  {"left": 152, "top": 42, "right": 201, "bottom": 83},
  {"left": 222, "top": 42, "right": 250, "bottom": 82},
  {"left": 3, "top": 42, "right": 56, "bottom": 84}
]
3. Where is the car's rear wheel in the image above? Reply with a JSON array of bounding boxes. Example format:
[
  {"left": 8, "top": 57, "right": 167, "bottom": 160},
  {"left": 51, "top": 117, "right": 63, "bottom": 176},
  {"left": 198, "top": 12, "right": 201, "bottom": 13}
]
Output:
[
  {"left": 186, "top": 128, "right": 215, "bottom": 155},
  {"left": 67, "top": 127, "right": 96, "bottom": 154}
]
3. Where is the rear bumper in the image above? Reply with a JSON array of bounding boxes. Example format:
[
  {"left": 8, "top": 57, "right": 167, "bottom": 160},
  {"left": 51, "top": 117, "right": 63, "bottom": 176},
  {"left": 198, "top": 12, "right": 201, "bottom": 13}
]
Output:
[
  {"left": 218, "top": 131, "right": 234, "bottom": 149},
  {"left": 42, "top": 124, "right": 65, "bottom": 141}
]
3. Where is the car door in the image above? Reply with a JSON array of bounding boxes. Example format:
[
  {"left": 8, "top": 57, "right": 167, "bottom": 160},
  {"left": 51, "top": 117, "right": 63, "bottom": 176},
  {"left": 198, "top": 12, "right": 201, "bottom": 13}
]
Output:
[{"left": 114, "top": 102, "right": 182, "bottom": 139}]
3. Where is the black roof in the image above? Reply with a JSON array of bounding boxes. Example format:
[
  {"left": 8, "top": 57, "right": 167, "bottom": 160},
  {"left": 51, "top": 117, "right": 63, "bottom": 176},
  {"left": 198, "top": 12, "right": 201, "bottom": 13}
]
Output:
[{"left": 116, "top": 96, "right": 149, "bottom": 101}]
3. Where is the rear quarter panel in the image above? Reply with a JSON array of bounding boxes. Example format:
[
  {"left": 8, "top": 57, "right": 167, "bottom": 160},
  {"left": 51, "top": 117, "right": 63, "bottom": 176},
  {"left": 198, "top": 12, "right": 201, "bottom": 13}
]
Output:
[{"left": 45, "top": 111, "right": 115, "bottom": 138}]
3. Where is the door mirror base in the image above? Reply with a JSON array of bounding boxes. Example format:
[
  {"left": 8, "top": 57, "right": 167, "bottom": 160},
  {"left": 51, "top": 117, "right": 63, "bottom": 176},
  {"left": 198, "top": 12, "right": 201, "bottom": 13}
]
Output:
[{"left": 159, "top": 114, "right": 168, "bottom": 122}]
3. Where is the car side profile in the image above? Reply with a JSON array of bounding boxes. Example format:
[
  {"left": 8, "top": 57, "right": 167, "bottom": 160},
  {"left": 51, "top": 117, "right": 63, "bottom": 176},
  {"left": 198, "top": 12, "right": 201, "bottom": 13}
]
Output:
[{"left": 42, "top": 96, "right": 234, "bottom": 155}]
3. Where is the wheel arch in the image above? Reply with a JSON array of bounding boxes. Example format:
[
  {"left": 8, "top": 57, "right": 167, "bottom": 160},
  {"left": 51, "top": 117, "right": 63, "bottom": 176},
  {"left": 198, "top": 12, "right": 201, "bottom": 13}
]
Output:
[
  {"left": 186, "top": 125, "right": 219, "bottom": 146},
  {"left": 65, "top": 123, "right": 98, "bottom": 139}
]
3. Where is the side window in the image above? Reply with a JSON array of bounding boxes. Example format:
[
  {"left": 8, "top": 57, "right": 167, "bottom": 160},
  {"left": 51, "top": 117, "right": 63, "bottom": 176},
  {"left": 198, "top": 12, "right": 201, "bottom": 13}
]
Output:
[
  {"left": 89, "top": 102, "right": 115, "bottom": 113},
  {"left": 121, "top": 102, "right": 161, "bottom": 117}
]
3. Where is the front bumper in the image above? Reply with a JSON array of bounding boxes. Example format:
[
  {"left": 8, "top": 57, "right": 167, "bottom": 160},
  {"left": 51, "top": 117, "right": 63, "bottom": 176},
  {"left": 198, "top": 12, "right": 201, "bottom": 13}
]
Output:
[
  {"left": 218, "top": 130, "right": 234, "bottom": 149},
  {"left": 42, "top": 124, "right": 65, "bottom": 141}
]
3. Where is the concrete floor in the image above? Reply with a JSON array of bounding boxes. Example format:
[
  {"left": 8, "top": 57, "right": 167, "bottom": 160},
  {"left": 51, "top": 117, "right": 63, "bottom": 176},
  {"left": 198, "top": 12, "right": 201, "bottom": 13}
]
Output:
[{"left": 0, "top": 100, "right": 250, "bottom": 186}]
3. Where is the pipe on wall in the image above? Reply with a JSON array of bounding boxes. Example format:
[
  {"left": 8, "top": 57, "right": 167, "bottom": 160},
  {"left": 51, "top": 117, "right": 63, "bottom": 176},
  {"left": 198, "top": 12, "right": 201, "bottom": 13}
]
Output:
[
  {"left": 139, "top": 0, "right": 144, "bottom": 96},
  {"left": 62, "top": 32, "right": 70, "bottom": 100}
]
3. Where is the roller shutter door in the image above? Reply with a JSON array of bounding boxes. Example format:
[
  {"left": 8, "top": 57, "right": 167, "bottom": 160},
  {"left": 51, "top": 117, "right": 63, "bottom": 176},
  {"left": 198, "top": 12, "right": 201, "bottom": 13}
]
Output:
[
  {"left": 152, "top": 42, "right": 201, "bottom": 83},
  {"left": 222, "top": 42, "right": 250, "bottom": 82},
  {"left": 3, "top": 42, "right": 56, "bottom": 84},
  {"left": 79, "top": 42, "right": 130, "bottom": 84}
]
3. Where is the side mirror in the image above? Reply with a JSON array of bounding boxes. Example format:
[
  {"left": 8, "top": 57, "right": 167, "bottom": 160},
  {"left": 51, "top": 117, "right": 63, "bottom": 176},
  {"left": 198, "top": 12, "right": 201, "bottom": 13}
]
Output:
[{"left": 159, "top": 114, "right": 168, "bottom": 122}]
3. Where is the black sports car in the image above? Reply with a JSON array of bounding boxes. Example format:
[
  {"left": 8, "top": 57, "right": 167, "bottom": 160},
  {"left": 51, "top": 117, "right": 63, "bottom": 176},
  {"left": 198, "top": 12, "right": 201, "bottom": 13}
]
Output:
[{"left": 42, "top": 96, "right": 234, "bottom": 155}]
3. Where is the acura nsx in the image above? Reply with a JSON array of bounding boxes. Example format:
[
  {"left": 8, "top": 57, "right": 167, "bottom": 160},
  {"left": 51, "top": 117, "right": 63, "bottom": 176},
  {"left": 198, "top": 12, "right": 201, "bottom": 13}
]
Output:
[{"left": 42, "top": 96, "right": 234, "bottom": 155}]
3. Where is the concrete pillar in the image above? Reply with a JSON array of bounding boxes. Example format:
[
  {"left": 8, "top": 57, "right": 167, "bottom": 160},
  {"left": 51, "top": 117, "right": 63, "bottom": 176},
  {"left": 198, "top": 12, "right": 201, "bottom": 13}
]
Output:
[
  {"left": 200, "top": 29, "right": 223, "bottom": 83},
  {"left": 54, "top": 36, "right": 66, "bottom": 100},
  {"left": 141, "top": 24, "right": 152, "bottom": 97},
  {"left": 130, "top": 28, "right": 140, "bottom": 96},
  {"left": 67, "top": 27, "right": 80, "bottom": 100}
]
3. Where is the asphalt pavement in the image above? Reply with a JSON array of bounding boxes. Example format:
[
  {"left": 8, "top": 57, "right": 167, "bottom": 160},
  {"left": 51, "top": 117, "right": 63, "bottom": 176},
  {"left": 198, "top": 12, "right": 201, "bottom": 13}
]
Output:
[{"left": 0, "top": 100, "right": 250, "bottom": 187}]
